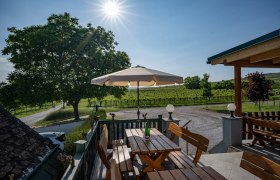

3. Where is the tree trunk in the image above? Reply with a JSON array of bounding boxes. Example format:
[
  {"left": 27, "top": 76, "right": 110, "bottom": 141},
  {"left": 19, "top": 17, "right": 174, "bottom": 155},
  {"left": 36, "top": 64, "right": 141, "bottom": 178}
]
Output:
[
  {"left": 62, "top": 101, "right": 65, "bottom": 109},
  {"left": 70, "top": 101, "right": 80, "bottom": 120}
]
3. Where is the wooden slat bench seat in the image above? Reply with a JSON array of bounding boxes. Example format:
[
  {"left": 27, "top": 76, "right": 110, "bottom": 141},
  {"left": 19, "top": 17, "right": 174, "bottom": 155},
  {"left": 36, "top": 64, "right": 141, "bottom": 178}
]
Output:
[
  {"left": 111, "top": 159, "right": 122, "bottom": 180},
  {"left": 147, "top": 166, "right": 226, "bottom": 180},
  {"left": 167, "top": 151, "right": 196, "bottom": 169},
  {"left": 247, "top": 117, "right": 280, "bottom": 146},
  {"left": 97, "top": 125, "right": 134, "bottom": 180},
  {"left": 112, "top": 139, "right": 134, "bottom": 175},
  {"left": 167, "top": 122, "right": 209, "bottom": 168},
  {"left": 240, "top": 151, "right": 280, "bottom": 180}
]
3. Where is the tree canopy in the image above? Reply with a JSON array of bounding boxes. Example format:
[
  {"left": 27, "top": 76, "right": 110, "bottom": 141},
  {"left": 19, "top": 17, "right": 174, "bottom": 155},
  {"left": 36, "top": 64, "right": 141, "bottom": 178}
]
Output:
[
  {"left": 244, "top": 72, "right": 273, "bottom": 111},
  {"left": 2, "top": 13, "right": 131, "bottom": 119},
  {"left": 213, "top": 80, "right": 234, "bottom": 90},
  {"left": 184, "top": 76, "right": 201, "bottom": 89},
  {"left": 201, "top": 73, "right": 213, "bottom": 102}
]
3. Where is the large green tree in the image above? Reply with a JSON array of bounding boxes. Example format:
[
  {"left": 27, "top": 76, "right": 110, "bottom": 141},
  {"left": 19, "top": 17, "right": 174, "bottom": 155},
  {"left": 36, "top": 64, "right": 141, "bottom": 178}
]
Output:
[
  {"left": 0, "top": 82, "right": 21, "bottom": 112},
  {"left": 245, "top": 72, "right": 273, "bottom": 111},
  {"left": 2, "top": 13, "right": 130, "bottom": 120}
]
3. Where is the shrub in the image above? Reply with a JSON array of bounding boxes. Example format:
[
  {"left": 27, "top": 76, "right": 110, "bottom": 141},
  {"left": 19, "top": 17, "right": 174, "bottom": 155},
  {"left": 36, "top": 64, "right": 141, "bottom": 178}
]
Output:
[
  {"left": 89, "top": 109, "right": 107, "bottom": 121},
  {"left": 64, "top": 109, "right": 107, "bottom": 155},
  {"left": 64, "top": 120, "right": 91, "bottom": 155},
  {"left": 44, "top": 109, "right": 91, "bottom": 121}
]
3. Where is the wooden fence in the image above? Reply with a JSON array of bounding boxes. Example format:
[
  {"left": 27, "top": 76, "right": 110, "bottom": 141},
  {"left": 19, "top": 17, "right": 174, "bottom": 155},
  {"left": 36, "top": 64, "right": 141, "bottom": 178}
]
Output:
[
  {"left": 242, "top": 111, "right": 280, "bottom": 139},
  {"left": 100, "top": 95, "right": 236, "bottom": 107}
]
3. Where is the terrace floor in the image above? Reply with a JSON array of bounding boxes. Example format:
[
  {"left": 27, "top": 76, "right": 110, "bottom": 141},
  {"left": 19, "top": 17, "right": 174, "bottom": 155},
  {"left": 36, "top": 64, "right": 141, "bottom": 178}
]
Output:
[
  {"left": 90, "top": 140, "right": 280, "bottom": 180},
  {"left": 199, "top": 152, "right": 260, "bottom": 180}
]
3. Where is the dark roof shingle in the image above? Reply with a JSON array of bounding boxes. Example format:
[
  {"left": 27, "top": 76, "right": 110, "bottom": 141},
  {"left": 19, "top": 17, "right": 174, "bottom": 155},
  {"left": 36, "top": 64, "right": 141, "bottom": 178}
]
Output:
[{"left": 0, "top": 107, "right": 55, "bottom": 180}]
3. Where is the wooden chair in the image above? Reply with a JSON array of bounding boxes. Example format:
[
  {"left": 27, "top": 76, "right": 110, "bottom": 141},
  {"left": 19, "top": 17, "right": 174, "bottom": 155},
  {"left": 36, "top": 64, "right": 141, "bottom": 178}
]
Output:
[
  {"left": 167, "top": 122, "right": 209, "bottom": 167},
  {"left": 240, "top": 151, "right": 280, "bottom": 180},
  {"left": 97, "top": 125, "right": 113, "bottom": 180}
]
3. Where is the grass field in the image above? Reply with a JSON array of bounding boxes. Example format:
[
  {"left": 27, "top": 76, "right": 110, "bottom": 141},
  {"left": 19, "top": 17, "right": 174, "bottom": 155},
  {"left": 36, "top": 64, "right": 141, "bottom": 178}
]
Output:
[
  {"left": 206, "top": 101, "right": 280, "bottom": 114},
  {"left": 19, "top": 72, "right": 280, "bottom": 123},
  {"left": 33, "top": 99, "right": 122, "bottom": 126},
  {"left": 15, "top": 102, "right": 61, "bottom": 118}
]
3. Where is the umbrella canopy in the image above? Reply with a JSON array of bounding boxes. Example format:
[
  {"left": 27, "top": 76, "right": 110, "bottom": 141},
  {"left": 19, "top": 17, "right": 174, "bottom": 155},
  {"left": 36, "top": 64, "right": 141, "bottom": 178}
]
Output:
[{"left": 91, "top": 65, "right": 183, "bottom": 119}]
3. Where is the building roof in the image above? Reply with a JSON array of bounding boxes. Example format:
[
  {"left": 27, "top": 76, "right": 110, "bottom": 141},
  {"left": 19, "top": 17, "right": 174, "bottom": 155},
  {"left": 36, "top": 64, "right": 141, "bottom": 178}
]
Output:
[
  {"left": 207, "top": 29, "right": 280, "bottom": 67},
  {"left": 0, "top": 107, "right": 55, "bottom": 179}
]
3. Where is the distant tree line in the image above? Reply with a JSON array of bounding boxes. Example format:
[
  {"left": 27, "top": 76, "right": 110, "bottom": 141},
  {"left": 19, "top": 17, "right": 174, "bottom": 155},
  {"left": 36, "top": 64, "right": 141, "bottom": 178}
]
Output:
[
  {"left": 184, "top": 72, "right": 275, "bottom": 111},
  {"left": 184, "top": 75, "right": 234, "bottom": 90}
]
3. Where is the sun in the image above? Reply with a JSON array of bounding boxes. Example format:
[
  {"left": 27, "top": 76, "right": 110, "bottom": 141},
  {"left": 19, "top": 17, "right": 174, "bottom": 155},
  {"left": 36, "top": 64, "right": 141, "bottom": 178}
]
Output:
[
  {"left": 102, "top": 1, "right": 121, "bottom": 18},
  {"left": 93, "top": 0, "right": 131, "bottom": 30}
]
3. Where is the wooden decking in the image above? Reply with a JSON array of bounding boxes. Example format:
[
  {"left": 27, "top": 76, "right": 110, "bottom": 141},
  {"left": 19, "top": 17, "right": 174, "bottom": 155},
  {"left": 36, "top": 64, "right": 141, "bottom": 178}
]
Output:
[
  {"left": 90, "top": 140, "right": 280, "bottom": 180},
  {"left": 232, "top": 140, "right": 280, "bottom": 164},
  {"left": 91, "top": 148, "right": 178, "bottom": 180}
]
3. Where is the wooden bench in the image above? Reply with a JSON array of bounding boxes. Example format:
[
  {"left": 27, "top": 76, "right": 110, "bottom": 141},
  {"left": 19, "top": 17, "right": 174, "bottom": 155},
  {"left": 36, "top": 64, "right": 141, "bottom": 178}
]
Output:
[
  {"left": 97, "top": 125, "right": 134, "bottom": 180},
  {"left": 167, "top": 122, "right": 209, "bottom": 168},
  {"left": 247, "top": 117, "right": 280, "bottom": 146},
  {"left": 112, "top": 139, "right": 134, "bottom": 175},
  {"left": 240, "top": 151, "right": 280, "bottom": 180},
  {"left": 111, "top": 159, "right": 122, "bottom": 180}
]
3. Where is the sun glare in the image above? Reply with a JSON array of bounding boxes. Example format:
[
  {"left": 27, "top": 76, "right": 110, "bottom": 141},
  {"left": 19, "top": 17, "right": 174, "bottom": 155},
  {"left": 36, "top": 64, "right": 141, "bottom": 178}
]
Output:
[
  {"left": 93, "top": 0, "right": 131, "bottom": 31},
  {"left": 103, "top": 1, "right": 120, "bottom": 18}
]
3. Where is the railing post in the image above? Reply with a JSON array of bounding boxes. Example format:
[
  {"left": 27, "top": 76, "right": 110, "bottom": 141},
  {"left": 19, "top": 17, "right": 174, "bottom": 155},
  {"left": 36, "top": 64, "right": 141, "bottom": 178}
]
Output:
[
  {"left": 97, "top": 121, "right": 101, "bottom": 140},
  {"left": 222, "top": 116, "right": 242, "bottom": 147},
  {"left": 74, "top": 140, "right": 87, "bottom": 153},
  {"left": 158, "top": 115, "right": 163, "bottom": 132}
]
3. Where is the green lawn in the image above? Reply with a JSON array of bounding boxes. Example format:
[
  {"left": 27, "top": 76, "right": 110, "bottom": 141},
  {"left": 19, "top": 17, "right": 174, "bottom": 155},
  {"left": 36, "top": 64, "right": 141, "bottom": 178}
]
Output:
[
  {"left": 206, "top": 101, "right": 280, "bottom": 114},
  {"left": 33, "top": 99, "right": 123, "bottom": 127},
  {"left": 15, "top": 102, "right": 61, "bottom": 118}
]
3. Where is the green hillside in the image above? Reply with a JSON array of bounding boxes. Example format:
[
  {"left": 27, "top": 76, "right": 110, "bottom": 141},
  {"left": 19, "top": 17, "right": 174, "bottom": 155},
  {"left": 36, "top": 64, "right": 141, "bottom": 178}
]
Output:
[
  {"left": 98, "top": 72, "right": 280, "bottom": 107},
  {"left": 265, "top": 72, "right": 280, "bottom": 88}
]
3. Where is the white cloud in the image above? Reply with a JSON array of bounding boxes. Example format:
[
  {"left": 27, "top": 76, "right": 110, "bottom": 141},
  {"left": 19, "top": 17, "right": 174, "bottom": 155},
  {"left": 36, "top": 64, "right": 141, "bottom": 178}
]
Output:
[{"left": 0, "top": 57, "right": 14, "bottom": 82}]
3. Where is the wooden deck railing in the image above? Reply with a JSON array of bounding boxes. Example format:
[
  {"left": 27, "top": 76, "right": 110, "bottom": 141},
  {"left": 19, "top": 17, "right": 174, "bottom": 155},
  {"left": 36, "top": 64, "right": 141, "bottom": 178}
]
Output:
[
  {"left": 242, "top": 111, "right": 280, "bottom": 140},
  {"left": 62, "top": 117, "right": 163, "bottom": 180},
  {"left": 98, "top": 117, "right": 163, "bottom": 147}
]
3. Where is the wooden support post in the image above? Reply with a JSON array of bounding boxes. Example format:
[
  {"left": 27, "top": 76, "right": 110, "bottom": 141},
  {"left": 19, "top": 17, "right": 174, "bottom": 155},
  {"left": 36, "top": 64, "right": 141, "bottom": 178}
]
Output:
[{"left": 234, "top": 66, "right": 242, "bottom": 117}]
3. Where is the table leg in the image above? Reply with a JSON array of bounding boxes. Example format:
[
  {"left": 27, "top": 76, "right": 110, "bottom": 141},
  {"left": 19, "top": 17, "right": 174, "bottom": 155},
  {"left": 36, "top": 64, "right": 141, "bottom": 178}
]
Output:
[{"left": 139, "top": 152, "right": 169, "bottom": 172}]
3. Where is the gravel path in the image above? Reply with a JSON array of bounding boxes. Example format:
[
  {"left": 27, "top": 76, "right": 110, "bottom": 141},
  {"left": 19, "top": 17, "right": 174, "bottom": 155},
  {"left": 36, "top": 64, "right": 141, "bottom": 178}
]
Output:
[
  {"left": 109, "top": 105, "right": 228, "bottom": 153},
  {"left": 20, "top": 104, "right": 62, "bottom": 126}
]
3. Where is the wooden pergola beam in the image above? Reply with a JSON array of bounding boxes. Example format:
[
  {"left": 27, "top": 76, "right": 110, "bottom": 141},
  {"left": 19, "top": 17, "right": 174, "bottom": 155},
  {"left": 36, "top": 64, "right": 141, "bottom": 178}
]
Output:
[
  {"left": 272, "top": 57, "right": 280, "bottom": 64},
  {"left": 224, "top": 59, "right": 280, "bottom": 68},
  {"left": 210, "top": 37, "right": 280, "bottom": 65},
  {"left": 250, "top": 48, "right": 280, "bottom": 63}
]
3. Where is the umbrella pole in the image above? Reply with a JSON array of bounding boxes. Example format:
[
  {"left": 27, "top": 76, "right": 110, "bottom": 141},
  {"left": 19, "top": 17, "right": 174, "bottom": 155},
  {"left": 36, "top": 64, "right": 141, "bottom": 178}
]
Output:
[{"left": 137, "top": 81, "right": 140, "bottom": 119}]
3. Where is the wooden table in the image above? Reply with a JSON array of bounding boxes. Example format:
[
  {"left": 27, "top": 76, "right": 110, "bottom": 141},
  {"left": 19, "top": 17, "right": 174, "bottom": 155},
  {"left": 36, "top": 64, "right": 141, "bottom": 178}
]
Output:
[
  {"left": 125, "top": 128, "right": 181, "bottom": 172},
  {"left": 147, "top": 166, "right": 227, "bottom": 180}
]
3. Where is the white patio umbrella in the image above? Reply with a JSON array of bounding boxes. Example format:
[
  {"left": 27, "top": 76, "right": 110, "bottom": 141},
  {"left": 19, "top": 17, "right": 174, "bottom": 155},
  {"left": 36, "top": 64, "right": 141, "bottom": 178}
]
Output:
[{"left": 91, "top": 65, "right": 183, "bottom": 119}]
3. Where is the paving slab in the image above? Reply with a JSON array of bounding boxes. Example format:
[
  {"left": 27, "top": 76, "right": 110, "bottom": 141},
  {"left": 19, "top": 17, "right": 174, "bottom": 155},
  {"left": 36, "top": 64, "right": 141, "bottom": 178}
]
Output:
[{"left": 109, "top": 105, "right": 227, "bottom": 154}]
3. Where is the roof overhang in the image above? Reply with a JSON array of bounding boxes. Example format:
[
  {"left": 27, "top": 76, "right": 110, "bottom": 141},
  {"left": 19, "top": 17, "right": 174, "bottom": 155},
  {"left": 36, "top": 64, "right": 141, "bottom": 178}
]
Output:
[{"left": 207, "top": 29, "right": 280, "bottom": 68}]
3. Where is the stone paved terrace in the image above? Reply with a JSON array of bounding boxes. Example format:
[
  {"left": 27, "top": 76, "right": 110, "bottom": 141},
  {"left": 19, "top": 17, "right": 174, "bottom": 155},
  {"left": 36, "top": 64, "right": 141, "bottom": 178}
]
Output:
[
  {"left": 109, "top": 105, "right": 226, "bottom": 153},
  {"left": 199, "top": 152, "right": 260, "bottom": 180}
]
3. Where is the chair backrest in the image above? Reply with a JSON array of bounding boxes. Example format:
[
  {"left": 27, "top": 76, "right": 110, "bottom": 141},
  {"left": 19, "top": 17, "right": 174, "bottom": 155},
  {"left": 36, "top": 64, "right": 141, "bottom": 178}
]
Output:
[
  {"left": 240, "top": 151, "right": 280, "bottom": 180},
  {"left": 247, "top": 117, "right": 280, "bottom": 131},
  {"left": 111, "top": 159, "right": 122, "bottom": 180},
  {"left": 168, "top": 122, "right": 209, "bottom": 164},
  {"left": 97, "top": 124, "right": 110, "bottom": 169}
]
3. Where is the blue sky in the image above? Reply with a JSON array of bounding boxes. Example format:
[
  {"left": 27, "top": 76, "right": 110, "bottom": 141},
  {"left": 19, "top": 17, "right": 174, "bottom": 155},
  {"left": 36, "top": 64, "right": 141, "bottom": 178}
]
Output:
[{"left": 0, "top": 0, "right": 279, "bottom": 82}]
